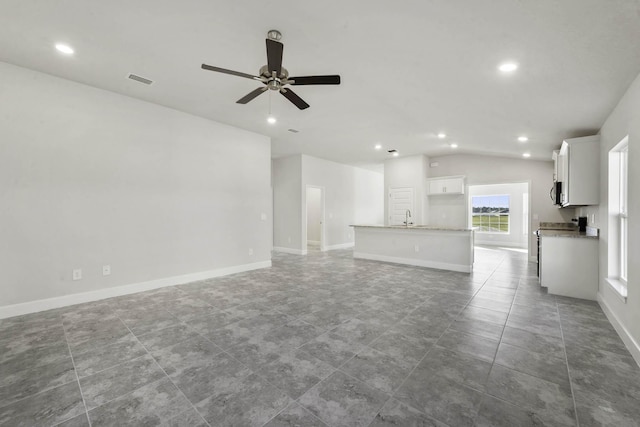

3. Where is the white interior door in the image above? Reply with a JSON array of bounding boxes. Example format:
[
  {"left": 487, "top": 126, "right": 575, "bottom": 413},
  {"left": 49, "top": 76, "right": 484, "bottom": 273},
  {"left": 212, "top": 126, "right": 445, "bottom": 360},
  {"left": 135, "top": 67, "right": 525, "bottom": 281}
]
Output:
[{"left": 389, "top": 187, "right": 414, "bottom": 225}]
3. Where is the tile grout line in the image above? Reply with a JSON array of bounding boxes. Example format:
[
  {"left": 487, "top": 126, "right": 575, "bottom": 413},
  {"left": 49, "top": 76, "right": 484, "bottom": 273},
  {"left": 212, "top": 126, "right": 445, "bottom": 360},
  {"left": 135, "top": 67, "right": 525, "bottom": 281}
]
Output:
[
  {"left": 112, "top": 312, "right": 214, "bottom": 427},
  {"left": 420, "top": 249, "right": 510, "bottom": 424},
  {"left": 556, "top": 301, "right": 581, "bottom": 427},
  {"left": 476, "top": 256, "right": 524, "bottom": 419},
  {"left": 61, "top": 320, "right": 93, "bottom": 427}
]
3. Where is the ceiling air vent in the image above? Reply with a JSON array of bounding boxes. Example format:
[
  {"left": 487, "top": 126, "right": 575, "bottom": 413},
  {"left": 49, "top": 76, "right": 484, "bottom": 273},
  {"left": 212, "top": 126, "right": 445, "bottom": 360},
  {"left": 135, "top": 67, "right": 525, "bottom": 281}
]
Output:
[
  {"left": 288, "top": 128, "right": 299, "bottom": 133},
  {"left": 127, "top": 73, "right": 154, "bottom": 85}
]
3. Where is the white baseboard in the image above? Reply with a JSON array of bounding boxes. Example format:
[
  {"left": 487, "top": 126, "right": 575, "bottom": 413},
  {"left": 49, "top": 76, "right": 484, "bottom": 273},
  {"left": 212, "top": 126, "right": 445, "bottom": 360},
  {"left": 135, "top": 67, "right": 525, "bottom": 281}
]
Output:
[
  {"left": 597, "top": 292, "right": 640, "bottom": 368},
  {"left": 0, "top": 260, "right": 272, "bottom": 320},
  {"left": 273, "top": 246, "right": 307, "bottom": 255},
  {"left": 353, "top": 252, "right": 472, "bottom": 273},
  {"left": 324, "top": 242, "right": 355, "bottom": 251},
  {"left": 306, "top": 240, "right": 320, "bottom": 245}
]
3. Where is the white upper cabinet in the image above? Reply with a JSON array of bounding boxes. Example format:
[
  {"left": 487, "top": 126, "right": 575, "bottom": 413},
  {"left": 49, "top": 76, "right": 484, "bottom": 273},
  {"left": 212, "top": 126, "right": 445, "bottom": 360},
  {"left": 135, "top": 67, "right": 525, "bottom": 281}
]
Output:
[
  {"left": 427, "top": 176, "right": 465, "bottom": 195},
  {"left": 558, "top": 136, "right": 600, "bottom": 207}
]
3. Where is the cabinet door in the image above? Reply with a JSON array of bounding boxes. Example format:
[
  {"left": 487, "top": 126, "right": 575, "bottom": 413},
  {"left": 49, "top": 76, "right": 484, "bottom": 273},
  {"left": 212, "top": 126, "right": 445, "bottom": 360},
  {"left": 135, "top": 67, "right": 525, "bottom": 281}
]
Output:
[
  {"left": 428, "top": 180, "right": 444, "bottom": 194},
  {"left": 442, "top": 178, "right": 464, "bottom": 194}
]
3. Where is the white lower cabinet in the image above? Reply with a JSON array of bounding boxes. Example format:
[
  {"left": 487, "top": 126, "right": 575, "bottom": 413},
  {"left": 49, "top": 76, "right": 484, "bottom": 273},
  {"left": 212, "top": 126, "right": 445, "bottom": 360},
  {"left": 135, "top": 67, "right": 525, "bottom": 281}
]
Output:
[{"left": 540, "top": 236, "right": 598, "bottom": 300}]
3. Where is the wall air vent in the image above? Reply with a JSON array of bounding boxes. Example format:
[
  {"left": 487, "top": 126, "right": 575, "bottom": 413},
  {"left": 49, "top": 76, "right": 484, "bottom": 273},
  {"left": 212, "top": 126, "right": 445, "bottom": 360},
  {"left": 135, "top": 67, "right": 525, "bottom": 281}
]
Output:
[
  {"left": 127, "top": 73, "right": 154, "bottom": 85},
  {"left": 288, "top": 128, "right": 299, "bottom": 133}
]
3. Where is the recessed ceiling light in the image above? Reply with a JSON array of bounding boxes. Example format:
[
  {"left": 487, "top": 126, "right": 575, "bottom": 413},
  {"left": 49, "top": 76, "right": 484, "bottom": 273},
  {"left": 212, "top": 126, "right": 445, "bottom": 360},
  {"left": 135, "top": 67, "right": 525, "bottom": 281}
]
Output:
[
  {"left": 392, "top": 152, "right": 399, "bottom": 157},
  {"left": 518, "top": 136, "right": 529, "bottom": 142},
  {"left": 267, "top": 115, "right": 277, "bottom": 125},
  {"left": 374, "top": 144, "right": 382, "bottom": 150},
  {"left": 522, "top": 152, "right": 531, "bottom": 158},
  {"left": 437, "top": 133, "right": 446, "bottom": 139},
  {"left": 55, "top": 43, "right": 74, "bottom": 55},
  {"left": 498, "top": 62, "right": 518, "bottom": 73},
  {"left": 450, "top": 143, "right": 458, "bottom": 148}
]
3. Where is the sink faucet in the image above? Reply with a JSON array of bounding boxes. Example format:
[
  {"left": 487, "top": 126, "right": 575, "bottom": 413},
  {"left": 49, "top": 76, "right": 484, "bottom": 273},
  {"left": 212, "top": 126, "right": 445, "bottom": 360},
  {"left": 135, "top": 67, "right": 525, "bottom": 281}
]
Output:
[{"left": 404, "top": 209, "right": 412, "bottom": 227}]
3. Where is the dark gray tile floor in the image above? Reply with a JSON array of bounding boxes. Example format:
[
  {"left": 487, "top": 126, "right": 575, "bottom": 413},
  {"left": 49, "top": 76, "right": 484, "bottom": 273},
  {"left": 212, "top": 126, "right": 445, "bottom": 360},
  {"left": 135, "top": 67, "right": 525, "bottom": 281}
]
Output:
[{"left": 1, "top": 246, "right": 640, "bottom": 426}]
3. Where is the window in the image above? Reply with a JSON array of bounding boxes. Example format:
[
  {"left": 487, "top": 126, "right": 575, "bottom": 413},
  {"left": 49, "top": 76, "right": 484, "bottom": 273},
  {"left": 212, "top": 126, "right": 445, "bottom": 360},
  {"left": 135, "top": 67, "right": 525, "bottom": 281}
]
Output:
[
  {"left": 607, "top": 136, "right": 628, "bottom": 298},
  {"left": 619, "top": 145, "right": 628, "bottom": 282},
  {"left": 471, "top": 195, "right": 510, "bottom": 233},
  {"left": 523, "top": 193, "right": 529, "bottom": 235}
]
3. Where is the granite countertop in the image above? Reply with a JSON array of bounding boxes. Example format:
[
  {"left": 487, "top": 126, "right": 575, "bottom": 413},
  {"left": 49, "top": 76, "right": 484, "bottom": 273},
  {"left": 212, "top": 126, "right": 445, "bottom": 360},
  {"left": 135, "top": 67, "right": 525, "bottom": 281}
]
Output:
[
  {"left": 539, "top": 222, "right": 577, "bottom": 230},
  {"left": 350, "top": 224, "right": 475, "bottom": 232},
  {"left": 538, "top": 227, "right": 599, "bottom": 239}
]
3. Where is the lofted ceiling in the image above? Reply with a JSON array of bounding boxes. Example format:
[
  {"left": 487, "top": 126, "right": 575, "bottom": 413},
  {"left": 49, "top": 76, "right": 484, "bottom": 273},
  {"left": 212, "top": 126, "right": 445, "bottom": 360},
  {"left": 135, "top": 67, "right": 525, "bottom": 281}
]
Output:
[{"left": 1, "top": 0, "right": 640, "bottom": 169}]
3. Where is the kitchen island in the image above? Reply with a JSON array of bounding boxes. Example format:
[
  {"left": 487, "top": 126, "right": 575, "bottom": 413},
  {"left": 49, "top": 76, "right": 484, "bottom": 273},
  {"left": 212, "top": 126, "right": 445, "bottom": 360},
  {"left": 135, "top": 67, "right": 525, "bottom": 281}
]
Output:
[{"left": 351, "top": 225, "right": 475, "bottom": 273}]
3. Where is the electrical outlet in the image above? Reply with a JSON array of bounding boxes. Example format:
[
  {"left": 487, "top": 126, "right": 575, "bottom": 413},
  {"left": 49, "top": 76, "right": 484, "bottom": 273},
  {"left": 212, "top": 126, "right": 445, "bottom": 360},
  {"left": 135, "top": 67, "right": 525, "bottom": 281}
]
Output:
[
  {"left": 102, "top": 265, "right": 111, "bottom": 276},
  {"left": 260, "top": 213, "right": 267, "bottom": 221},
  {"left": 414, "top": 244, "right": 420, "bottom": 252},
  {"left": 287, "top": 236, "right": 291, "bottom": 243},
  {"left": 72, "top": 269, "right": 82, "bottom": 281},
  {"left": 347, "top": 232, "right": 351, "bottom": 238},
  {"left": 248, "top": 248, "right": 253, "bottom": 255}
]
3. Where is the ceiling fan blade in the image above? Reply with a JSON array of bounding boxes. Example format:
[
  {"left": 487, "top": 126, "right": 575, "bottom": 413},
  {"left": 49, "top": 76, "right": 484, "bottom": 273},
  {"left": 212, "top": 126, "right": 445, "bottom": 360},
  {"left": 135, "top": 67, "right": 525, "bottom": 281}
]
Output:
[
  {"left": 236, "top": 87, "right": 268, "bottom": 104},
  {"left": 266, "top": 39, "right": 283, "bottom": 76},
  {"left": 280, "top": 88, "right": 310, "bottom": 110},
  {"left": 289, "top": 75, "right": 341, "bottom": 85},
  {"left": 201, "top": 64, "right": 262, "bottom": 81}
]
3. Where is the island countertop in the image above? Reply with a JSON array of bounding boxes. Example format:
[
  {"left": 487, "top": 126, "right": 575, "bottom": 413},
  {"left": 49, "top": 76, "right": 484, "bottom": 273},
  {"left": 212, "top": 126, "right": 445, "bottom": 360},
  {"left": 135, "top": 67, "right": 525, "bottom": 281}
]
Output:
[
  {"left": 351, "top": 224, "right": 475, "bottom": 272},
  {"left": 350, "top": 224, "right": 475, "bottom": 232}
]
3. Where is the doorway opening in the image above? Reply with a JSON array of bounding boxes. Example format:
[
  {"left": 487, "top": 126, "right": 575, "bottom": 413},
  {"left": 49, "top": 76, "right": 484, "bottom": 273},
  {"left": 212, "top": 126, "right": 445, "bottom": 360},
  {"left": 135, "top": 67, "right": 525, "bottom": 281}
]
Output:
[
  {"left": 306, "top": 186, "right": 325, "bottom": 252},
  {"left": 468, "top": 182, "right": 529, "bottom": 250}
]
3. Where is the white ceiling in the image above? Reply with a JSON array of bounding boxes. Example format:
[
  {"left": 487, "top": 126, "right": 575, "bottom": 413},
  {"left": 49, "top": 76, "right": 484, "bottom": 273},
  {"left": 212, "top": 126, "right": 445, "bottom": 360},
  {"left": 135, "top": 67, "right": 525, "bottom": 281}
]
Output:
[{"left": 1, "top": 0, "right": 639, "bottom": 169}]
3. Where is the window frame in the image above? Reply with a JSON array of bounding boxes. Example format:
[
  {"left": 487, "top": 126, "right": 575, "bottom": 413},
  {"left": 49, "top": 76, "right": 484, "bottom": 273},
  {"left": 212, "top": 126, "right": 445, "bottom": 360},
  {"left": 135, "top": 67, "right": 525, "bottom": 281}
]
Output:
[
  {"left": 619, "top": 145, "right": 628, "bottom": 284},
  {"left": 470, "top": 194, "right": 511, "bottom": 234},
  {"left": 607, "top": 136, "right": 628, "bottom": 300}
]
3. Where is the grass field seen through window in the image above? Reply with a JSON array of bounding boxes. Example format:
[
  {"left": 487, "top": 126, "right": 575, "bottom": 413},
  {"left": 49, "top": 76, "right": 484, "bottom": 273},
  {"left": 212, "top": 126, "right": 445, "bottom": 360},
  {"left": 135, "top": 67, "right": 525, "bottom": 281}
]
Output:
[{"left": 472, "top": 214, "right": 509, "bottom": 232}]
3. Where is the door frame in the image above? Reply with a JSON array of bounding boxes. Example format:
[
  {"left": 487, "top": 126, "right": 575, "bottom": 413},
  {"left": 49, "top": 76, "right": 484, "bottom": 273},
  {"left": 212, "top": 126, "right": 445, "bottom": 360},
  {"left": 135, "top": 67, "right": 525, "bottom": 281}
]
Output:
[
  {"left": 304, "top": 185, "right": 326, "bottom": 252},
  {"left": 467, "top": 180, "right": 532, "bottom": 257}
]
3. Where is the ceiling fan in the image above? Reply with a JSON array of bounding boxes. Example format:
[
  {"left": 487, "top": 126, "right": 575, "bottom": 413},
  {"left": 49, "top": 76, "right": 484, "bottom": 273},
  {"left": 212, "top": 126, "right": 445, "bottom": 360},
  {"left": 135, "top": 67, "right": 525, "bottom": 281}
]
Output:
[{"left": 201, "top": 30, "right": 340, "bottom": 110}]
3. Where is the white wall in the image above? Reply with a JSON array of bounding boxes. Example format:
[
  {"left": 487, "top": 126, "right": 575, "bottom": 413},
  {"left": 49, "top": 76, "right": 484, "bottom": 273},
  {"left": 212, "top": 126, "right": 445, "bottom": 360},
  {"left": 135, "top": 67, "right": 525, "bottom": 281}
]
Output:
[
  {"left": 272, "top": 156, "right": 302, "bottom": 252},
  {"left": 384, "top": 155, "right": 429, "bottom": 225},
  {"left": 0, "top": 61, "right": 272, "bottom": 309},
  {"left": 306, "top": 187, "right": 322, "bottom": 243},
  {"left": 427, "top": 154, "right": 575, "bottom": 258},
  {"left": 469, "top": 182, "right": 529, "bottom": 248},
  {"left": 272, "top": 154, "right": 384, "bottom": 252},
  {"left": 578, "top": 72, "right": 640, "bottom": 364},
  {"left": 301, "top": 155, "right": 384, "bottom": 249}
]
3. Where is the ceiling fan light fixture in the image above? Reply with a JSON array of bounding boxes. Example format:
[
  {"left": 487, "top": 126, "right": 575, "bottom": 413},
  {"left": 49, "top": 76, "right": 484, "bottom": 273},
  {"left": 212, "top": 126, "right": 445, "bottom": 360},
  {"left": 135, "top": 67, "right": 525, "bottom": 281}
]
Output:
[
  {"left": 392, "top": 152, "right": 399, "bottom": 157},
  {"left": 437, "top": 133, "right": 446, "bottom": 139},
  {"left": 523, "top": 152, "right": 531, "bottom": 158},
  {"left": 267, "top": 115, "right": 277, "bottom": 124},
  {"left": 450, "top": 143, "right": 458, "bottom": 148},
  {"left": 374, "top": 144, "right": 382, "bottom": 150},
  {"left": 518, "top": 136, "right": 529, "bottom": 142}
]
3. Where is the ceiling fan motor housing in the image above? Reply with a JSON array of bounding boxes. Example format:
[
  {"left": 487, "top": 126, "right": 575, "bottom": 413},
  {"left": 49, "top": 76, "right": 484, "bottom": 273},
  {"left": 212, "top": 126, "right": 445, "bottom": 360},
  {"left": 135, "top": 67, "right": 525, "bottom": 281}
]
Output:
[{"left": 260, "top": 65, "right": 289, "bottom": 90}]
